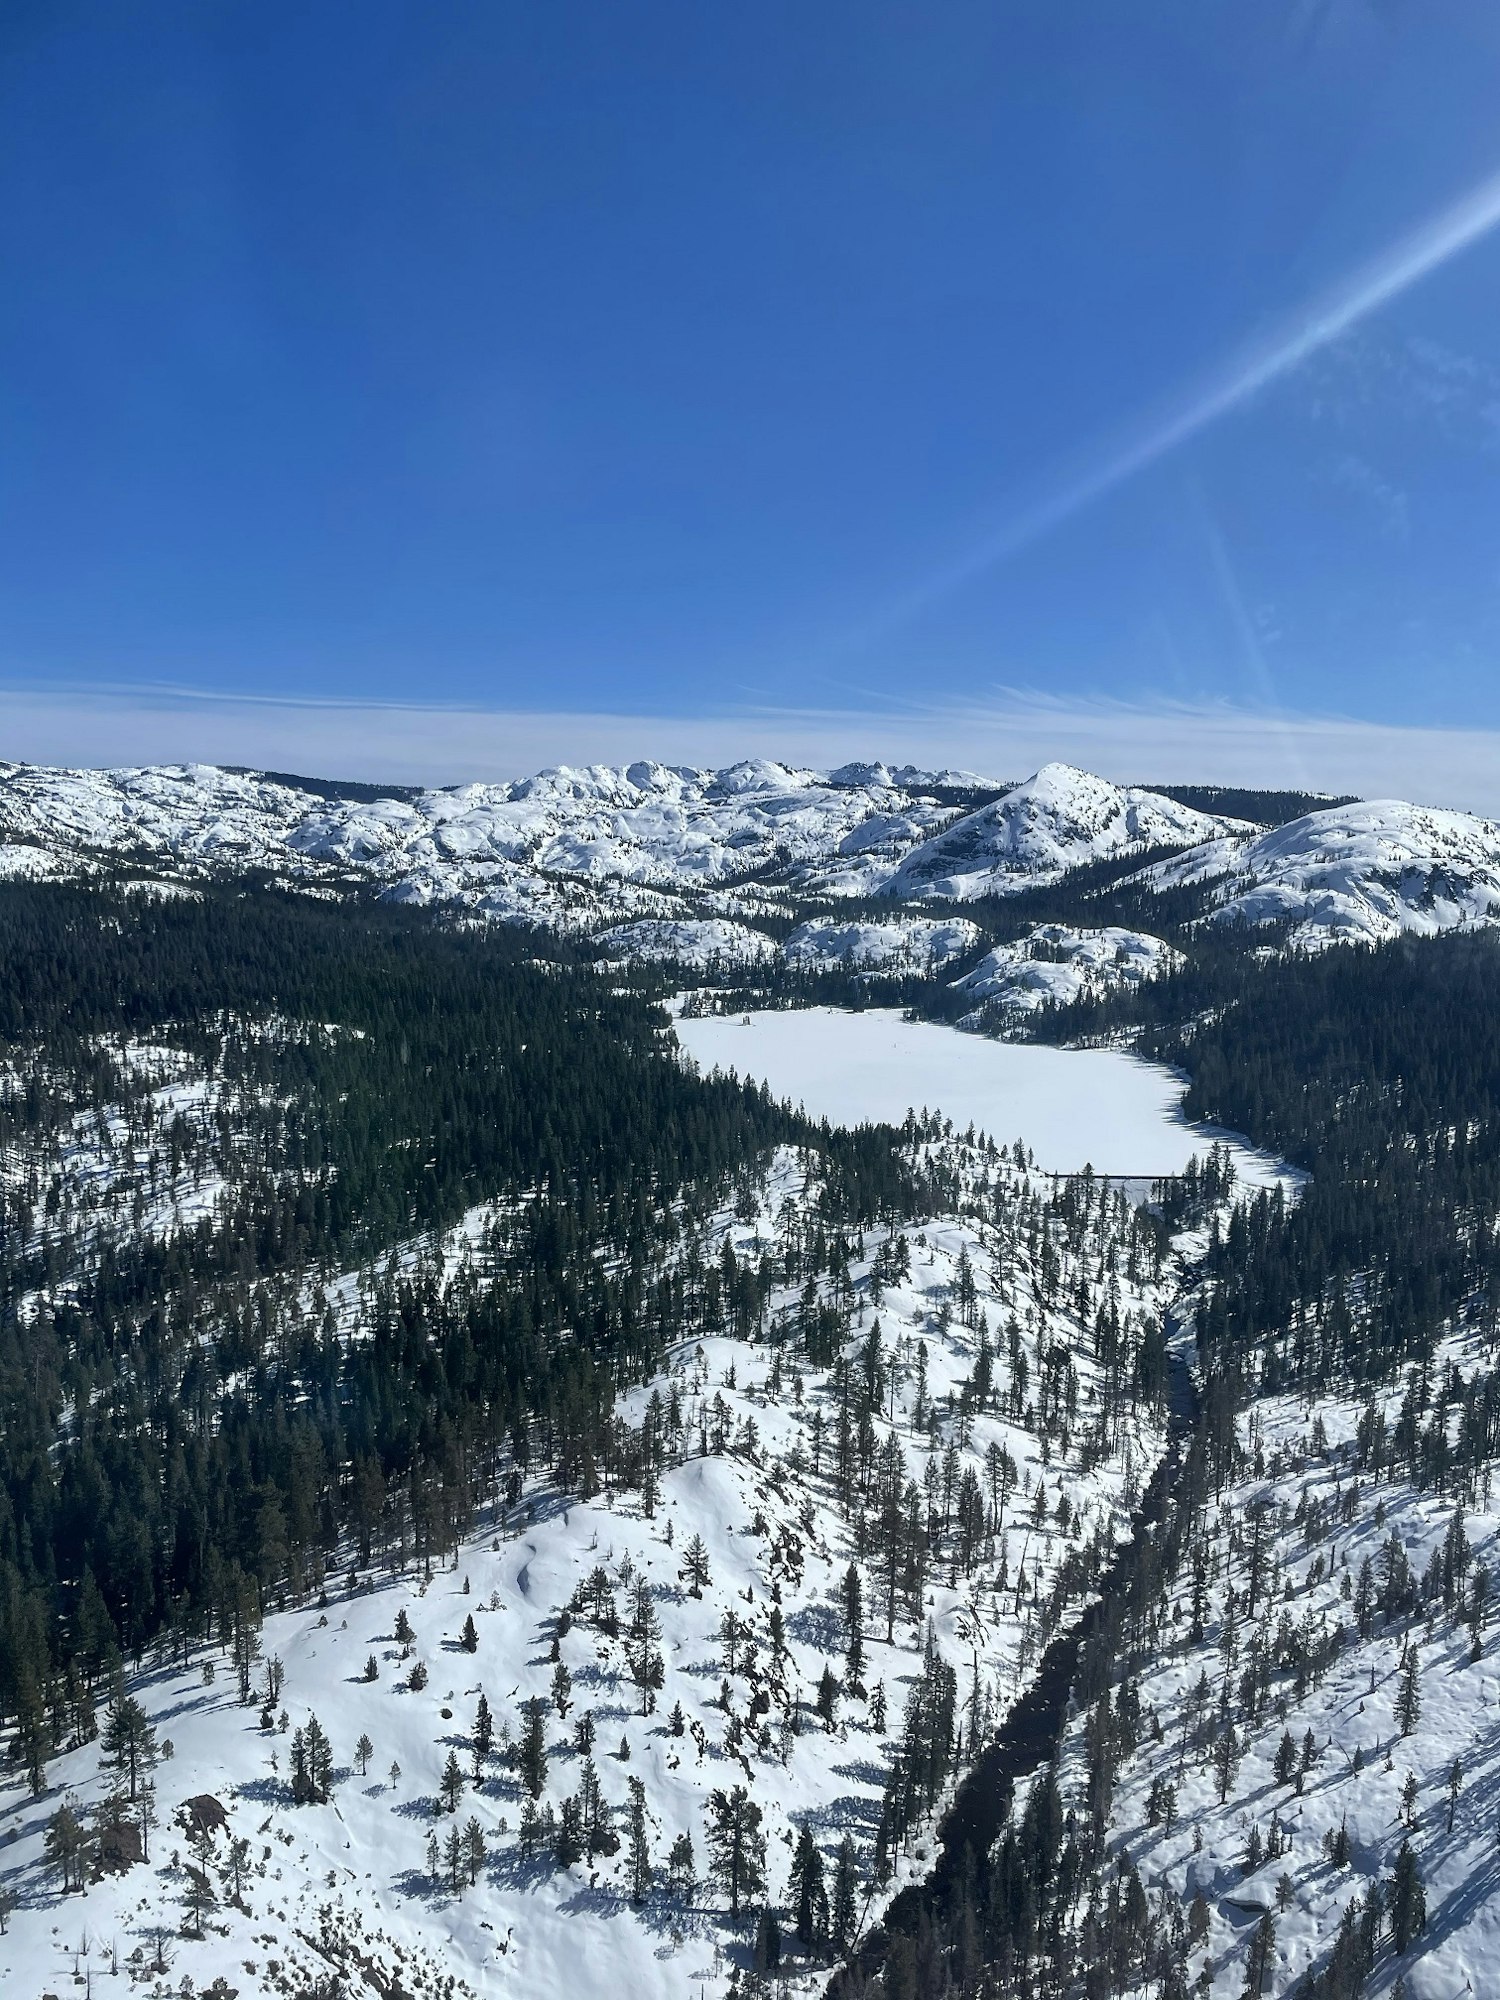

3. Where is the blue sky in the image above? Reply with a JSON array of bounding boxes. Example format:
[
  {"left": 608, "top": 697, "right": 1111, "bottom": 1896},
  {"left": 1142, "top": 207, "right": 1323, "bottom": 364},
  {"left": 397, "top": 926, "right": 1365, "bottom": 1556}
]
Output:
[{"left": 4, "top": 0, "right": 1500, "bottom": 789}]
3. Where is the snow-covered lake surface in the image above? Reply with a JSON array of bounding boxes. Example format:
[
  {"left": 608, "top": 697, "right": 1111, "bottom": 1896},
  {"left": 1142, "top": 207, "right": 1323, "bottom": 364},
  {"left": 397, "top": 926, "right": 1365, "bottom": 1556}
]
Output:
[{"left": 676, "top": 1005, "right": 1290, "bottom": 1184}]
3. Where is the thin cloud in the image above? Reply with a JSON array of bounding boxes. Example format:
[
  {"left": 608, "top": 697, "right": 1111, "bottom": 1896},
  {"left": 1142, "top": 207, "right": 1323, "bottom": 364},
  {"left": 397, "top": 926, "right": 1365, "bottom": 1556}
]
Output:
[{"left": 0, "top": 679, "right": 1497, "bottom": 815}]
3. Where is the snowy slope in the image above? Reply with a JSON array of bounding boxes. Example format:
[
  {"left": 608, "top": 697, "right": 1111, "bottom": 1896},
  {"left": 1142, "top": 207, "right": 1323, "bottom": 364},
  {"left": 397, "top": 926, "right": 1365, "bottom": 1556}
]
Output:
[
  {"left": 1056, "top": 1327, "right": 1500, "bottom": 1998},
  {"left": 594, "top": 918, "right": 780, "bottom": 967},
  {"left": 950, "top": 923, "right": 1182, "bottom": 1019},
  {"left": 0, "top": 1139, "right": 1171, "bottom": 2000},
  {"left": 878, "top": 765, "right": 1254, "bottom": 901},
  {"left": 781, "top": 916, "right": 983, "bottom": 972},
  {"left": 1141, "top": 797, "right": 1500, "bottom": 946}
]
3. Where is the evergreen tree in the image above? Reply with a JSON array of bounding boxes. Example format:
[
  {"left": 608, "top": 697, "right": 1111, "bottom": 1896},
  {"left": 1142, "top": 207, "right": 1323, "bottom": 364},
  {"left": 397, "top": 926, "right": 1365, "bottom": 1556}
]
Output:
[
  {"left": 682, "top": 1533, "right": 711, "bottom": 1595},
  {"left": 706, "top": 1785, "right": 766, "bottom": 1916},
  {"left": 473, "top": 1691, "right": 494, "bottom": 1779},
  {"left": 1390, "top": 1840, "right": 1427, "bottom": 1952},
  {"left": 668, "top": 1830, "right": 696, "bottom": 1901},
  {"left": 100, "top": 1688, "right": 158, "bottom": 1803},
  {"left": 831, "top": 1834, "right": 859, "bottom": 1951},
  {"left": 789, "top": 1824, "right": 828, "bottom": 1953},
  {"left": 441, "top": 1748, "right": 465, "bottom": 1813},
  {"left": 1396, "top": 1648, "right": 1422, "bottom": 1737},
  {"left": 626, "top": 1776, "right": 652, "bottom": 1902},
  {"left": 43, "top": 1802, "right": 89, "bottom": 1893},
  {"left": 753, "top": 1904, "right": 782, "bottom": 1974},
  {"left": 840, "top": 1564, "right": 865, "bottom": 1691},
  {"left": 519, "top": 1697, "right": 548, "bottom": 1799},
  {"left": 1240, "top": 1911, "right": 1275, "bottom": 1998}
]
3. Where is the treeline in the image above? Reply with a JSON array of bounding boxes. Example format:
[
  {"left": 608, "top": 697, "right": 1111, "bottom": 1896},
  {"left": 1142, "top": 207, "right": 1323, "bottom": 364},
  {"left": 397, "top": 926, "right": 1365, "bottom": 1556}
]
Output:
[{"left": 0, "top": 884, "right": 930, "bottom": 1756}]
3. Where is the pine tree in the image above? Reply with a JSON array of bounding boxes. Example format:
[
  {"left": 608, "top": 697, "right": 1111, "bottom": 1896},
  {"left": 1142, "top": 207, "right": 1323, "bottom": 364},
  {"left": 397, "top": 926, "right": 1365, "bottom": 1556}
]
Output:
[
  {"left": 1213, "top": 1721, "right": 1240, "bottom": 1804},
  {"left": 576, "top": 1754, "right": 611, "bottom": 1858},
  {"left": 100, "top": 1688, "right": 158, "bottom": 1802},
  {"left": 552, "top": 1658, "right": 573, "bottom": 1716},
  {"left": 44, "top": 1802, "right": 89, "bottom": 1893},
  {"left": 1240, "top": 1911, "right": 1275, "bottom": 1997},
  {"left": 831, "top": 1834, "right": 859, "bottom": 1950},
  {"left": 519, "top": 1696, "right": 547, "bottom": 1799},
  {"left": 706, "top": 1784, "right": 766, "bottom": 1916},
  {"left": 1272, "top": 1728, "right": 1297, "bottom": 1787},
  {"left": 1396, "top": 1648, "right": 1422, "bottom": 1737},
  {"left": 15, "top": 1679, "right": 49, "bottom": 1798},
  {"left": 753, "top": 1904, "right": 782, "bottom": 1974},
  {"left": 464, "top": 1815, "right": 486, "bottom": 1885},
  {"left": 840, "top": 1564, "right": 865, "bottom": 1691},
  {"left": 441, "top": 1748, "right": 465, "bottom": 1813},
  {"left": 626, "top": 1775, "right": 652, "bottom": 1902},
  {"left": 305, "top": 1714, "right": 333, "bottom": 1802},
  {"left": 473, "top": 1691, "right": 494, "bottom": 1779},
  {"left": 816, "top": 1663, "right": 841, "bottom": 1729},
  {"left": 355, "top": 1732, "right": 374, "bottom": 1776},
  {"left": 682, "top": 1533, "right": 711, "bottom": 1595},
  {"left": 460, "top": 1613, "right": 479, "bottom": 1653},
  {"left": 626, "top": 1577, "right": 664, "bottom": 1715},
  {"left": 185, "top": 1825, "right": 218, "bottom": 1934},
  {"left": 668, "top": 1829, "right": 696, "bottom": 1900},
  {"left": 555, "top": 1794, "right": 585, "bottom": 1868},
  {"left": 1390, "top": 1839, "right": 1427, "bottom": 1951},
  {"left": 790, "top": 1824, "right": 828, "bottom": 1953}
]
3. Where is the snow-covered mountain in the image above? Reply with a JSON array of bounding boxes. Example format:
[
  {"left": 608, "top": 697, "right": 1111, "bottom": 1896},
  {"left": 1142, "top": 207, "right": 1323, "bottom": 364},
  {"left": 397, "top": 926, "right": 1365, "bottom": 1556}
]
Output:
[
  {"left": 7, "top": 753, "right": 1500, "bottom": 956},
  {"left": 1138, "top": 797, "right": 1500, "bottom": 947},
  {"left": 0, "top": 757, "right": 963, "bottom": 927},
  {"left": 951, "top": 923, "right": 1182, "bottom": 1020},
  {"left": 0, "top": 755, "right": 1243, "bottom": 931},
  {"left": 876, "top": 764, "right": 1253, "bottom": 902}
]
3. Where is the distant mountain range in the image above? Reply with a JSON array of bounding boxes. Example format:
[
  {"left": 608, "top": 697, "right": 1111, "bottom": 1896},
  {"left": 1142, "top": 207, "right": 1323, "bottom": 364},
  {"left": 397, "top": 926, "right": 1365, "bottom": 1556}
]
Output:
[{"left": 1, "top": 753, "right": 1497, "bottom": 953}]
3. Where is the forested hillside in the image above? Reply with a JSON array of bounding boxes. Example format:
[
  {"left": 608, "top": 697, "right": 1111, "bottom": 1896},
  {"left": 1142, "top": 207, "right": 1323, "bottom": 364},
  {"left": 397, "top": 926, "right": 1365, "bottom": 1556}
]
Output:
[{"left": 0, "top": 885, "right": 926, "bottom": 1741}]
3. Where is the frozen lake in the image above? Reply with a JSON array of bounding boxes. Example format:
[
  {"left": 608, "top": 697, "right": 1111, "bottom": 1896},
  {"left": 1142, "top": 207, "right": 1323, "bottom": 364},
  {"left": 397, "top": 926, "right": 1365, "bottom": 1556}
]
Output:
[{"left": 675, "top": 1005, "right": 1288, "bottom": 1185}]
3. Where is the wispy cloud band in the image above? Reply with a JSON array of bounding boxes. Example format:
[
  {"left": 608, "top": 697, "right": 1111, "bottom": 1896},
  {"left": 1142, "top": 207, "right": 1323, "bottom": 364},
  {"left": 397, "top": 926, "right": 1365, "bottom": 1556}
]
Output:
[{"left": 0, "top": 679, "right": 1496, "bottom": 815}]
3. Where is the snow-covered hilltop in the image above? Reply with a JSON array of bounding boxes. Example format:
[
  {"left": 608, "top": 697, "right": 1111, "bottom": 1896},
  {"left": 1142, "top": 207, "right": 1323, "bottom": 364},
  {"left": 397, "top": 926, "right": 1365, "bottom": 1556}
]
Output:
[
  {"left": 951, "top": 923, "right": 1183, "bottom": 1021},
  {"left": 781, "top": 915, "right": 983, "bottom": 973},
  {"left": 876, "top": 764, "right": 1252, "bottom": 902},
  {"left": 1139, "top": 797, "right": 1500, "bottom": 947}
]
